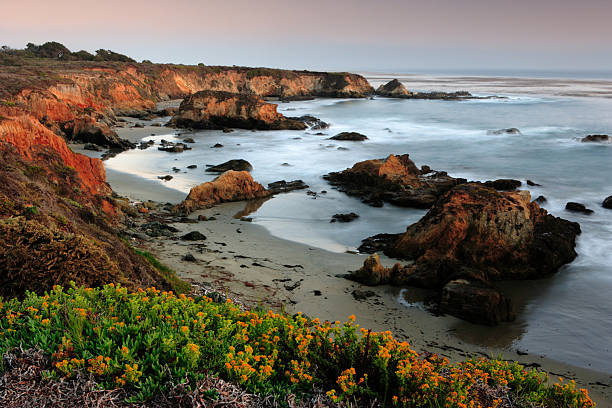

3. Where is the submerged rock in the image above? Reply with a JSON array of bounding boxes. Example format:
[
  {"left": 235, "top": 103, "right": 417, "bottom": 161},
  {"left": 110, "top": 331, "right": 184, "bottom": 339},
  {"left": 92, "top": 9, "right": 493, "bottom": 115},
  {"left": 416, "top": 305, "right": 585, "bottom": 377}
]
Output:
[
  {"left": 565, "top": 202, "right": 594, "bottom": 214},
  {"left": 487, "top": 128, "right": 521, "bottom": 135},
  {"left": 581, "top": 134, "right": 611, "bottom": 143},
  {"left": 267, "top": 180, "right": 309, "bottom": 194},
  {"left": 330, "top": 212, "right": 360, "bottom": 223},
  {"left": 206, "top": 159, "right": 253, "bottom": 173}
]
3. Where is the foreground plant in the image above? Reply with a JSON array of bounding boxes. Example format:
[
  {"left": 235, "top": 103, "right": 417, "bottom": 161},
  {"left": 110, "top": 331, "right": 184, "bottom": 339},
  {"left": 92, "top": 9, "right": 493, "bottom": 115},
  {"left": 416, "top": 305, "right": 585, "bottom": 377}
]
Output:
[{"left": 0, "top": 284, "right": 595, "bottom": 407}]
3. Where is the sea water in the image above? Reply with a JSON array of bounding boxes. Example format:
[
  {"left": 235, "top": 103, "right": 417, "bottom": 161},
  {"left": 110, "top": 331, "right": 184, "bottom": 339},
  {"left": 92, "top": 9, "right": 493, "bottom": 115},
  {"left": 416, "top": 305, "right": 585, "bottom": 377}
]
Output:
[{"left": 104, "top": 75, "right": 612, "bottom": 374}]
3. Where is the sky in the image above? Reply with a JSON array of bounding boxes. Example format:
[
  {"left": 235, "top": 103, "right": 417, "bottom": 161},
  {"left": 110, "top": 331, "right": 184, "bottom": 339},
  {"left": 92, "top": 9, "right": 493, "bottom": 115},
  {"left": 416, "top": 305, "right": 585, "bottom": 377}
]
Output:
[{"left": 2, "top": 0, "right": 612, "bottom": 73}]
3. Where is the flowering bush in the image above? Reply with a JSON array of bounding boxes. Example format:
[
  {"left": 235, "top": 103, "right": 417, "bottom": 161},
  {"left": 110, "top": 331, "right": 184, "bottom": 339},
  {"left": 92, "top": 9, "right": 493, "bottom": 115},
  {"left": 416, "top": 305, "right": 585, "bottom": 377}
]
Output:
[{"left": 0, "top": 284, "right": 595, "bottom": 407}]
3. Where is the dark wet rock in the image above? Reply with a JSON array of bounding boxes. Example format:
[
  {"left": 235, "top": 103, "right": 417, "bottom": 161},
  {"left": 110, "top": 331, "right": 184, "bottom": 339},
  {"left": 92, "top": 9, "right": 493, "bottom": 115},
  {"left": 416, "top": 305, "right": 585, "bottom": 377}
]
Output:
[
  {"left": 198, "top": 215, "right": 209, "bottom": 221},
  {"left": 267, "top": 180, "right": 309, "bottom": 194},
  {"left": 483, "top": 179, "right": 522, "bottom": 191},
  {"left": 240, "top": 217, "right": 253, "bottom": 222},
  {"left": 141, "top": 221, "right": 179, "bottom": 237},
  {"left": 602, "top": 195, "right": 612, "bottom": 209},
  {"left": 330, "top": 212, "right": 360, "bottom": 223},
  {"left": 581, "top": 134, "right": 611, "bottom": 143},
  {"left": 357, "top": 233, "right": 402, "bottom": 254},
  {"left": 83, "top": 143, "right": 102, "bottom": 152},
  {"left": 352, "top": 289, "right": 377, "bottom": 301},
  {"left": 487, "top": 128, "right": 521, "bottom": 135},
  {"left": 206, "top": 159, "right": 253, "bottom": 173},
  {"left": 281, "top": 163, "right": 291, "bottom": 166},
  {"left": 223, "top": 128, "right": 234, "bottom": 133},
  {"left": 181, "top": 231, "right": 207, "bottom": 241},
  {"left": 440, "top": 279, "right": 515, "bottom": 325},
  {"left": 183, "top": 253, "right": 197, "bottom": 262},
  {"left": 337, "top": 147, "right": 349, "bottom": 151},
  {"left": 172, "top": 167, "right": 181, "bottom": 173},
  {"left": 183, "top": 137, "right": 195, "bottom": 143},
  {"left": 289, "top": 115, "right": 329, "bottom": 130},
  {"left": 133, "top": 123, "right": 144, "bottom": 128},
  {"left": 565, "top": 202, "right": 594, "bottom": 214},
  {"left": 535, "top": 195, "right": 547, "bottom": 204},
  {"left": 324, "top": 154, "right": 465, "bottom": 209},
  {"left": 313, "top": 290, "right": 322, "bottom": 296},
  {"left": 158, "top": 175, "right": 173, "bottom": 181},
  {"left": 212, "top": 143, "right": 224, "bottom": 148},
  {"left": 187, "top": 165, "right": 197, "bottom": 169},
  {"left": 330, "top": 132, "right": 368, "bottom": 141},
  {"left": 526, "top": 180, "right": 541, "bottom": 186}
]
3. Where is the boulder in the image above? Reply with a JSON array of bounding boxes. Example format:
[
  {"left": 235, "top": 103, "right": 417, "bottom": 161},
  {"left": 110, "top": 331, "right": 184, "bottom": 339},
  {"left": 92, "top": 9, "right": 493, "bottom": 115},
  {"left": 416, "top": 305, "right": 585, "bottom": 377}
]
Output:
[
  {"left": 206, "top": 159, "right": 253, "bottom": 173},
  {"left": 324, "top": 154, "right": 465, "bottom": 209},
  {"left": 483, "top": 179, "right": 522, "bottom": 191},
  {"left": 581, "top": 134, "right": 611, "bottom": 143},
  {"left": 169, "top": 90, "right": 307, "bottom": 130},
  {"left": 376, "top": 79, "right": 411, "bottom": 98},
  {"left": 83, "top": 143, "right": 102, "bottom": 152},
  {"left": 267, "top": 180, "right": 309, "bottom": 194},
  {"left": 565, "top": 202, "right": 594, "bottom": 214},
  {"left": 603, "top": 195, "right": 612, "bottom": 209},
  {"left": 330, "top": 132, "right": 368, "bottom": 141},
  {"left": 181, "top": 231, "right": 207, "bottom": 241},
  {"left": 439, "top": 279, "right": 515, "bottom": 325},
  {"left": 174, "top": 170, "right": 270, "bottom": 214}
]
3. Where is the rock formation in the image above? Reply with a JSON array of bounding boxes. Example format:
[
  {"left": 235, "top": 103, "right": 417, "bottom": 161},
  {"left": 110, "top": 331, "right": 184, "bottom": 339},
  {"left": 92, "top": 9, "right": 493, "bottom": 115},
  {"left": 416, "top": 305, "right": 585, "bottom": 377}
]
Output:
[
  {"left": 375, "top": 79, "right": 474, "bottom": 100},
  {"left": 168, "top": 91, "right": 307, "bottom": 130},
  {"left": 324, "top": 154, "right": 466, "bottom": 208},
  {"left": 581, "top": 134, "right": 611, "bottom": 143},
  {"left": 175, "top": 171, "right": 271, "bottom": 214},
  {"left": 349, "top": 183, "right": 580, "bottom": 324},
  {"left": 375, "top": 79, "right": 412, "bottom": 97}
]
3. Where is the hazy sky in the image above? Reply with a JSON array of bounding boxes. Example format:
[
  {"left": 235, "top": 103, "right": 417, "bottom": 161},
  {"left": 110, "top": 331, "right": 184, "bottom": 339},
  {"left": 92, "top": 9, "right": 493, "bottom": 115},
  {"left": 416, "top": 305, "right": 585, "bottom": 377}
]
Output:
[{"left": 3, "top": 0, "right": 612, "bottom": 72}]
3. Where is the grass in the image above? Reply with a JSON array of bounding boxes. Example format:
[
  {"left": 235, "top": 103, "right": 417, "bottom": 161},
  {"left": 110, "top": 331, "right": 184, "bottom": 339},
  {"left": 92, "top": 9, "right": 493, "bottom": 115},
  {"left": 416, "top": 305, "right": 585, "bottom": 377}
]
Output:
[
  {"left": 0, "top": 284, "right": 595, "bottom": 407},
  {"left": 134, "top": 249, "right": 191, "bottom": 294}
]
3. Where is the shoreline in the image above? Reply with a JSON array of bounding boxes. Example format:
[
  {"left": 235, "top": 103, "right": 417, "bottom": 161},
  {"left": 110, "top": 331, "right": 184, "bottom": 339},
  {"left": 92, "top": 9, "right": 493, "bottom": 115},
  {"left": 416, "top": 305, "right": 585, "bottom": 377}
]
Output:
[{"left": 99, "top": 109, "right": 612, "bottom": 406}]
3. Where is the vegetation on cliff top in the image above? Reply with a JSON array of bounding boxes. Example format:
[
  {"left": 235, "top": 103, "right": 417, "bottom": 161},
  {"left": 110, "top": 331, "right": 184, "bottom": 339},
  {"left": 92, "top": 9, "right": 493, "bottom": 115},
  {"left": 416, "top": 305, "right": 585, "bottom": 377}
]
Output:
[{"left": 0, "top": 284, "right": 595, "bottom": 407}]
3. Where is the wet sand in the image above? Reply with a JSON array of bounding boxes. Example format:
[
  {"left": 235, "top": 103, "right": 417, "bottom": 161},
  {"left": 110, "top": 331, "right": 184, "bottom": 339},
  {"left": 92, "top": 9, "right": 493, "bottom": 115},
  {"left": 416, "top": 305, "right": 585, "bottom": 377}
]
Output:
[{"left": 83, "top": 105, "right": 612, "bottom": 406}]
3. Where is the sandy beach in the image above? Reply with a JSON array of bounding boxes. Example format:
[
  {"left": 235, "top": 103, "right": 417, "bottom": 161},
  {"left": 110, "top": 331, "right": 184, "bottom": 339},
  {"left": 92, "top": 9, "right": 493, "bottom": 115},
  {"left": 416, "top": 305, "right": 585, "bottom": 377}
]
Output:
[{"left": 82, "top": 118, "right": 612, "bottom": 406}]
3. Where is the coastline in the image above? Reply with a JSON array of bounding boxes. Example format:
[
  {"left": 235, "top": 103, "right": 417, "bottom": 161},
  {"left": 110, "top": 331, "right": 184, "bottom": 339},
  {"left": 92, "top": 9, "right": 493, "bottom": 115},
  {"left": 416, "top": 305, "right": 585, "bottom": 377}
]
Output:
[{"left": 99, "top": 122, "right": 612, "bottom": 406}]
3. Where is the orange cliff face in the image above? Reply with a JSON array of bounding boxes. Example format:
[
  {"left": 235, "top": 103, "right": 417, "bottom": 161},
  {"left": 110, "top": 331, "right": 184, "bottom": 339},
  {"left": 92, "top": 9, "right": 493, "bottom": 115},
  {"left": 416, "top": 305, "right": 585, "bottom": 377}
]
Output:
[{"left": 0, "top": 115, "right": 110, "bottom": 199}]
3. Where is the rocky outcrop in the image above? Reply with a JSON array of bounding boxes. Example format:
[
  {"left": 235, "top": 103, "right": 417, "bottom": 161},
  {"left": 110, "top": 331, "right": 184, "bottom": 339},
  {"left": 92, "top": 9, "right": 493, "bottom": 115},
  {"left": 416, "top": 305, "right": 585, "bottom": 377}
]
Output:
[
  {"left": 324, "top": 154, "right": 466, "bottom": 208},
  {"left": 348, "top": 183, "right": 580, "bottom": 324},
  {"left": 374, "top": 80, "right": 473, "bottom": 100},
  {"left": 175, "top": 171, "right": 271, "bottom": 214},
  {"left": 376, "top": 79, "right": 411, "bottom": 97},
  {"left": 487, "top": 128, "right": 521, "bottom": 135},
  {"left": 206, "top": 159, "right": 253, "bottom": 173},
  {"left": 581, "top": 134, "right": 610, "bottom": 143},
  {"left": 330, "top": 132, "right": 368, "bottom": 141},
  {"left": 565, "top": 202, "right": 594, "bottom": 214},
  {"left": 169, "top": 91, "right": 307, "bottom": 130}
]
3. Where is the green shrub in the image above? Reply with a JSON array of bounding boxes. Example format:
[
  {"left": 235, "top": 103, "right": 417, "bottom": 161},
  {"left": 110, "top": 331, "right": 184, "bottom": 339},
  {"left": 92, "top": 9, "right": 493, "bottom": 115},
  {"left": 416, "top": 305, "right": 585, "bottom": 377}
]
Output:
[{"left": 0, "top": 285, "right": 596, "bottom": 407}]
